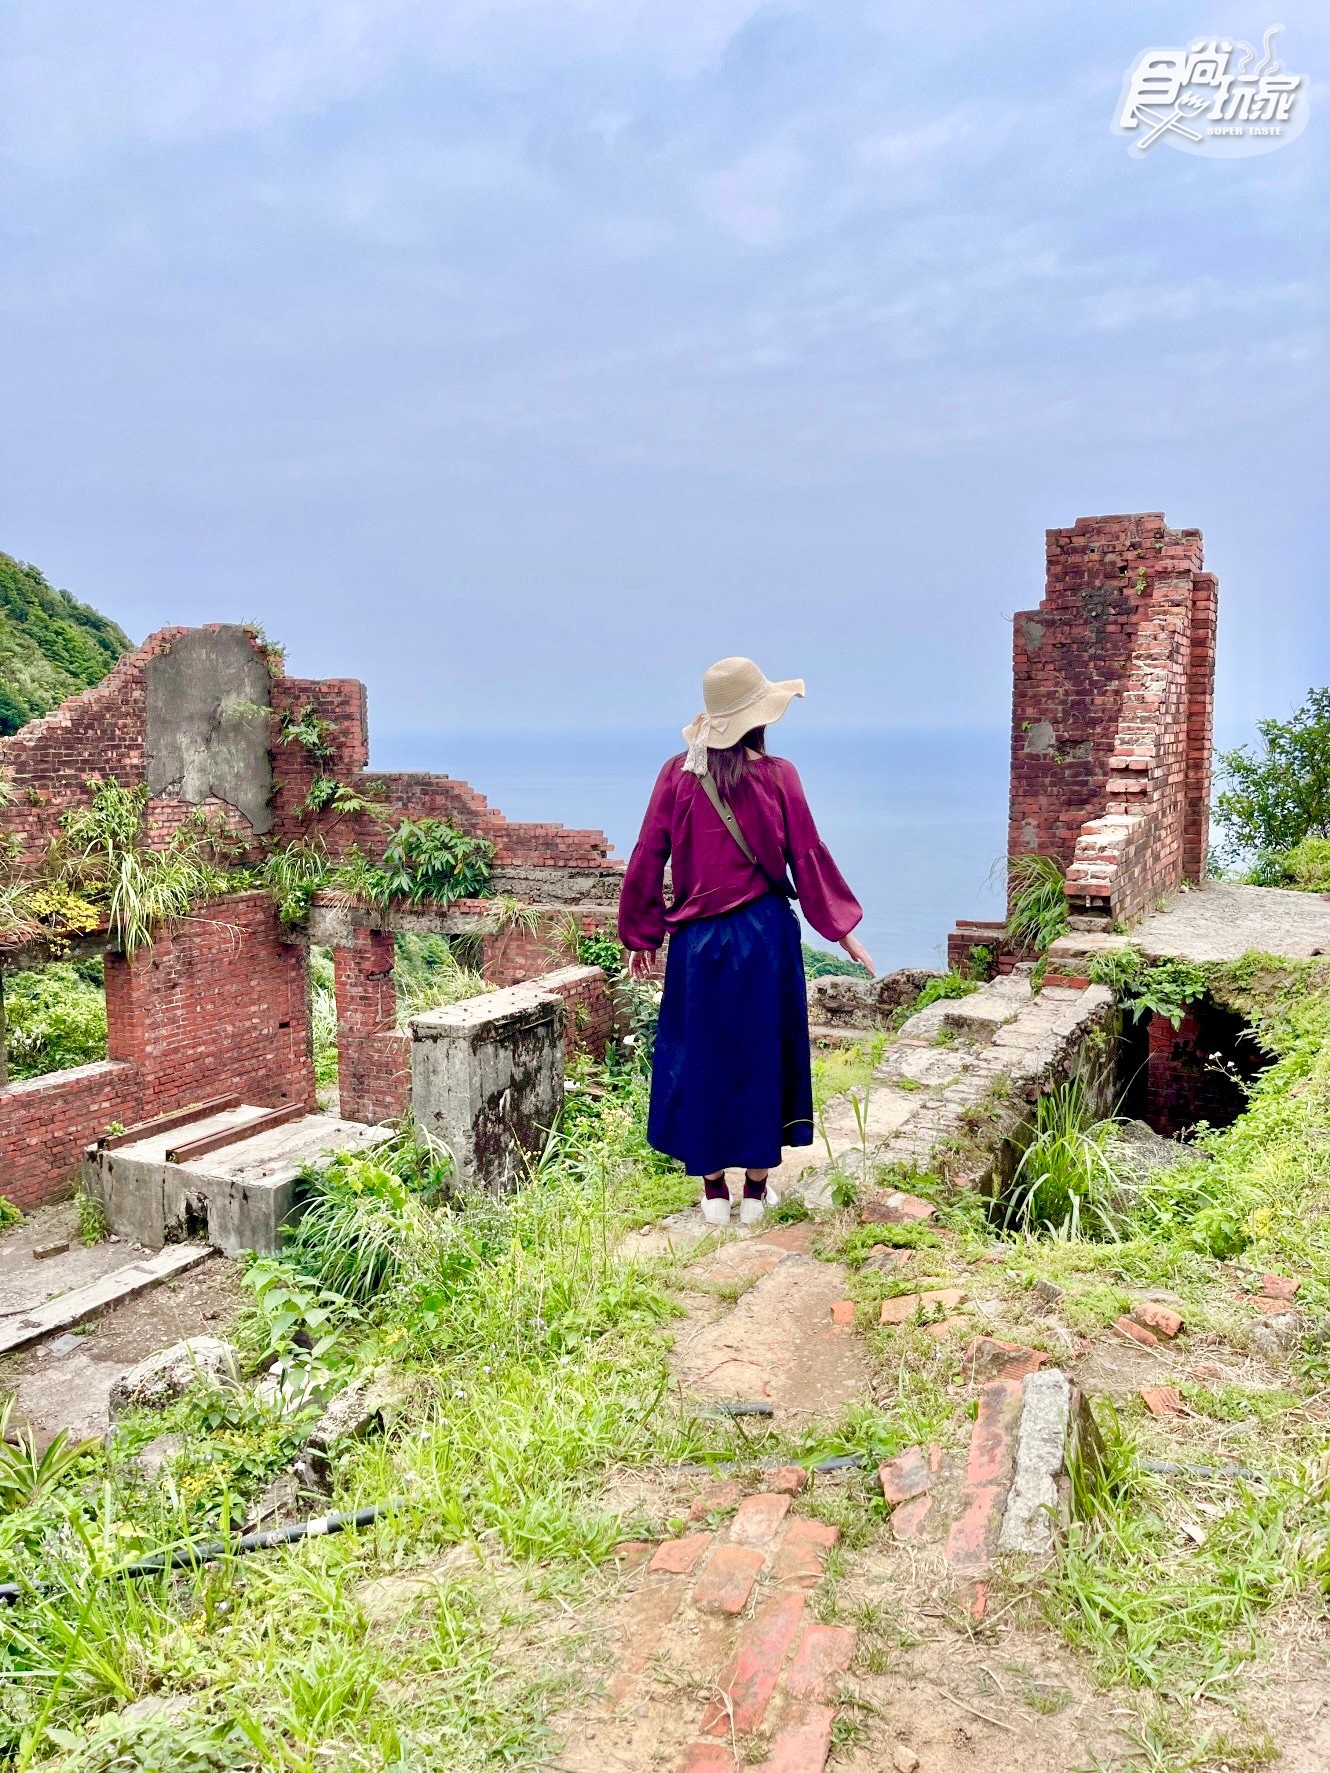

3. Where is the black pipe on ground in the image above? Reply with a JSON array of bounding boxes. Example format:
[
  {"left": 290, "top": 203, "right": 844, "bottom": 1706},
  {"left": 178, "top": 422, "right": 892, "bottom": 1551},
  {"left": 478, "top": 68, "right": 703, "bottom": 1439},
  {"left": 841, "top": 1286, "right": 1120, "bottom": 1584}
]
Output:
[{"left": 0, "top": 1501, "right": 400, "bottom": 1608}]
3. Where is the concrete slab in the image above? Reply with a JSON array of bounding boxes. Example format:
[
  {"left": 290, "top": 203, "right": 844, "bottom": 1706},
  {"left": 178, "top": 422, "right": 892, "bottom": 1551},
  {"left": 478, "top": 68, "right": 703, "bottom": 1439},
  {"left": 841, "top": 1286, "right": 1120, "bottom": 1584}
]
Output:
[
  {"left": 1050, "top": 882, "right": 1330, "bottom": 966},
  {"left": 0, "top": 1243, "right": 212, "bottom": 1355},
  {"left": 85, "top": 1110, "right": 389, "bottom": 1256},
  {"left": 0, "top": 1202, "right": 142, "bottom": 1317}
]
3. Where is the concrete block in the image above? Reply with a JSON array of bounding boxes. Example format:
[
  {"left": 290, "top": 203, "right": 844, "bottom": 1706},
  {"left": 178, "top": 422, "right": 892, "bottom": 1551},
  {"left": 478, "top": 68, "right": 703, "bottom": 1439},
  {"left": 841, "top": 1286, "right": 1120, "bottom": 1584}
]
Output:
[
  {"left": 997, "top": 1368, "right": 1104, "bottom": 1557},
  {"left": 85, "top": 1110, "right": 389, "bottom": 1256},
  {"left": 410, "top": 982, "right": 565, "bottom": 1191}
]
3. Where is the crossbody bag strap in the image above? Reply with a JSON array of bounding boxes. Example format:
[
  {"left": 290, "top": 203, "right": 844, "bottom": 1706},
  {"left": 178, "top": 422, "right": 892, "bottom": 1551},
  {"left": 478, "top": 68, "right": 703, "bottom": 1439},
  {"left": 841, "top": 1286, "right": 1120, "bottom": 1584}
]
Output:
[
  {"left": 698, "top": 769, "right": 796, "bottom": 899},
  {"left": 699, "top": 769, "right": 759, "bottom": 865}
]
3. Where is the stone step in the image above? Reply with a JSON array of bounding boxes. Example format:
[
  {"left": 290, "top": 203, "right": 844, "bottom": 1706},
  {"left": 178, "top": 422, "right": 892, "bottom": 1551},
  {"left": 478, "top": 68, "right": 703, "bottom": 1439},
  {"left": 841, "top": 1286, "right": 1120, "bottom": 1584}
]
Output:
[{"left": 0, "top": 1243, "right": 214, "bottom": 1356}]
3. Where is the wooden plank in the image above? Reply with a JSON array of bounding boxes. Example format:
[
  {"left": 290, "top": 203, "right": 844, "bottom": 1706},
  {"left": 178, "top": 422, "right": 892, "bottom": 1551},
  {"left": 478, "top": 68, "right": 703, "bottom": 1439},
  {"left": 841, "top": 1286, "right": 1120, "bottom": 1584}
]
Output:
[
  {"left": 0, "top": 1244, "right": 214, "bottom": 1356},
  {"left": 167, "top": 1103, "right": 305, "bottom": 1165},
  {"left": 98, "top": 1096, "right": 242, "bottom": 1151}
]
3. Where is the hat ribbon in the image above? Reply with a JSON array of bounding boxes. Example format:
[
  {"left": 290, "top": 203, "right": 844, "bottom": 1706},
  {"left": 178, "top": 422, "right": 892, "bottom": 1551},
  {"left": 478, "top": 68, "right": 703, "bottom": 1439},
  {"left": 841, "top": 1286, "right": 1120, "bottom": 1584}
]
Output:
[{"left": 682, "top": 677, "right": 773, "bottom": 775}]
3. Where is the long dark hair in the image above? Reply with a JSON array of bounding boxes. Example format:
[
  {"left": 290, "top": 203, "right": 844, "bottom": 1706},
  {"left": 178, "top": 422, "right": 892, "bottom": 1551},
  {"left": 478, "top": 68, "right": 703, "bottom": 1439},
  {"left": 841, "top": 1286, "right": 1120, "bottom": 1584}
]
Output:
[{"left": 708, "top": 726, "right": 767, "bottom": 794}]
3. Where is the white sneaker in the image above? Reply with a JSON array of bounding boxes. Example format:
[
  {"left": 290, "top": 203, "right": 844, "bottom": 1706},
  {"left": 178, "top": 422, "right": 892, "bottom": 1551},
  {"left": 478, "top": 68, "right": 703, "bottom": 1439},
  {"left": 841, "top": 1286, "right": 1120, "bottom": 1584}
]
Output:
[
  {"left": 738, "top": 1187, "right": 779, "bottom": 1227},
  {"left": 701, "top": 1194, "right": 732, "bottom": 1226}
]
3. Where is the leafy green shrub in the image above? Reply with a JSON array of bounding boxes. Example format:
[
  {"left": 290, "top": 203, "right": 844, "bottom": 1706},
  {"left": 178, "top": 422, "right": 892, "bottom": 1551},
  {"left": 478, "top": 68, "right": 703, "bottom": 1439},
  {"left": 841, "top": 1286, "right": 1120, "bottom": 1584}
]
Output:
[
  {"left": 1, "top": 960, "right": 107, "bottom": 1078},
  {"left": 1214, "top": 686, "right": 1330, "bottom": 866},
  {"left": 1087, "top": 947, "right": 1209, "bottom": 1028},
  {"left": 1271, "top": 834, "right": 1330, "bottom": 892},
  {"left": 1005, "top": 853, "right": 1069, "bottom": 953},
  {"left": 0, "top": 1196, "right": 22, "bottom": 1231},
  {"left": 802, "top": 943, "right": 867, "bottom": 979},
  {"left": 372, "top": 819, "right": 492, "bottom": 907},
  {"left": 911, "top": 969, "right": 979, "bottom": 1012}
]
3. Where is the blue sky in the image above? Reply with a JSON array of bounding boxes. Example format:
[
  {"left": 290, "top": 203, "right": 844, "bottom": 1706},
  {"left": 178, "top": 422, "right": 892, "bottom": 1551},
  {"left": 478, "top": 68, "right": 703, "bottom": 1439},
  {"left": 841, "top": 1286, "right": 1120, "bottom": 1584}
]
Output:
[{"left": 1, "top": 2, "right": 1325, "bottom": 747}]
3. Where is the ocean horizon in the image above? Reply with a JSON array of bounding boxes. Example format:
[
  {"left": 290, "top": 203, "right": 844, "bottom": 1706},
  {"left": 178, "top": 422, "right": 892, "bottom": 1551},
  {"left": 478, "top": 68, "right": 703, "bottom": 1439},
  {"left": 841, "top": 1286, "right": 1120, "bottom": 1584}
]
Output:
[{"left": 370, "top": 726, "right": 1010, "bottom": 974}]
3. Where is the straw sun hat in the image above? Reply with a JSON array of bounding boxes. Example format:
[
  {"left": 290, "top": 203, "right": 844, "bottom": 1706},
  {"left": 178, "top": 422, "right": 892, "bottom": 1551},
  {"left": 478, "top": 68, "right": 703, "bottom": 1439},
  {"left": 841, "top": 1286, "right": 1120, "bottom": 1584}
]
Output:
[{"left": 682, "top": 657, "right": 806, "bottom": 775}]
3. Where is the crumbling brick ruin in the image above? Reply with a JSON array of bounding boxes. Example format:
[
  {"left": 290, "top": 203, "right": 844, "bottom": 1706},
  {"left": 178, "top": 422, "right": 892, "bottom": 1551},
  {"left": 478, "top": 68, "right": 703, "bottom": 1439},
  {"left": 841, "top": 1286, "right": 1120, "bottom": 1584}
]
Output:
[
  {"left": 0, "top": 624, "right": 621, "bottom": 1208},
  {"left": 951, "top": 513, "right": 1217, "bottom": 969}
]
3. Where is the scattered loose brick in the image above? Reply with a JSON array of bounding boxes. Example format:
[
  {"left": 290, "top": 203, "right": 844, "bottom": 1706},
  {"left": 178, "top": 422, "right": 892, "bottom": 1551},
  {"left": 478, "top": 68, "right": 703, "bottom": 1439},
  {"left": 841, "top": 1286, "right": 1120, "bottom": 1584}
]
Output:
[
  {"left": 1190, "top": 1362, "right": 1224, "bottom": 1382},
  {"left": 701, "top": 1592, "right": 807, "bottom": 1736},
  {"left": 1132, "top": 1301, "right": 1184, "bottom": 1340},
  {"left": 610, "top": 1540, "right": 653, "bottom": 1569},
  {"left": 688, "top": 1480, "right": 745, "bottom": 1522},
  {"left": 889, "top": 1495, "right": 934, "bottom": 1540},
  {"left": 878, "top": 1446, "right": 935, "bottom": 1506},
  {"left": 862, "top": 1190, "right": 936, "bottom": 1225},
  {"left": 648, "top": 1532, "right": 713, "bottom": 1576},
  {"left": 32, "top": 1241, "right": 70, "bottom": 1260},
  {"left": 1140, "top": 1385, "right": 1186, "bottom": 1418},
  {"left": 830, "top": 1300, "right": 856, "bottom": 1328},
  {"left": 693, "top": 1544, "right": 765, "bottom": 1614},
  {"left": 754, "top": 1701, "right": 835, "bottom": 1772},
  {"left": 730, "top": 1493, "right": 791, "bottom": 1548},
  {"left": 769, "top": 1465, "right": 809, "bottom": 1496},
  {"left": 945, "top": 1381, "right": 1023, "bottom": 1570},
  {"left": 1113, "top": 1316, "right": 1159, "bottom": 1348},
  {"left": 783, "top": 1624, "right": 857, "bottom": 1702},
  {"left": 879, "top": 1288, "right": 967, "bottom": 1325},
  {"left": 962, "top": 1335, "right": 1049, "bottom": 1382},
  {"left": 926, "top": 1314, "right": 969, "bottom": 1341},
  {"left": 1031, "top": 1278, "right": 1065, "bottom": 1310},
  {"left": 770, "top": 1517, "right": 839, "bottom": 1587},
  {"left": 1261, "top": 1274, "right": 1301, "bottom": 1300},
  {"left": 1246, "top": 1293, "right": 1297, "bottom": 1315}
]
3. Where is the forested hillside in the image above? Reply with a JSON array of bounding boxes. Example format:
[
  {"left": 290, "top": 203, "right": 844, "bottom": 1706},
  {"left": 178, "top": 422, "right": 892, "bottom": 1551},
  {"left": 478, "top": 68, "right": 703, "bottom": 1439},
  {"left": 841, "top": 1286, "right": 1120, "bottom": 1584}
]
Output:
[{"left": 0, "top": 551, "right": 131, "bottom": 735}]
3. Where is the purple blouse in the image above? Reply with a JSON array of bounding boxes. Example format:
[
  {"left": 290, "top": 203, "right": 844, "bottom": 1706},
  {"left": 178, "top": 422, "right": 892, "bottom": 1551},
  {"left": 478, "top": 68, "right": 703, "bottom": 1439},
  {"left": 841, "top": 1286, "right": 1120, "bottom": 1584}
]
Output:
[{"left": 618, "top": 753, "right": 863, "bottom": 951}]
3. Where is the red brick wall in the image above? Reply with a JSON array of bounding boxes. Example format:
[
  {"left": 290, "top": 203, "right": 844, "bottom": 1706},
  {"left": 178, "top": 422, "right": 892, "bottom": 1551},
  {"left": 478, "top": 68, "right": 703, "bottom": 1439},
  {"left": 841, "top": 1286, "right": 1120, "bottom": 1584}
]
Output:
[
  {"left": 0, "top": 1061, "right": 138, "bottom": 1211},
  {"left": 106, "top": 891, "right": 315, "bottom": 1118},
  {"left": 269, "top": 675, "right": 611, "bottom": 869},
  {"left": 1009, "top": 514, "right": 1217, "bottom": 929},
  {"left": 538, "top": 965, "right": 619, "bottom": 1063},
  {"left": 1, "top": 893, "right": 314, "bottom": 1207},
  {"left": 1145, "top": 998, "right": 1264, "bottom": 1137},
  {"left": 332, "top": 927, "right": 411, "bottom": 1125}
]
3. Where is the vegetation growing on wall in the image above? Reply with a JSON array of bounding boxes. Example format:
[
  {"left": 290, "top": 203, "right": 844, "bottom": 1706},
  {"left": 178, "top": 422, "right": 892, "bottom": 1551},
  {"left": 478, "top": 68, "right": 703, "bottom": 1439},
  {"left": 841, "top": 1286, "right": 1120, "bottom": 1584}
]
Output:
[
  {"left": 0, "top": 779, "right": 238, "bottom": 956},
  {"left": 1005, "top": 852, "right": 1069, "bottom": 953},
  {"left": 0, "top": 554, "right": 130, "bottom": 737}
]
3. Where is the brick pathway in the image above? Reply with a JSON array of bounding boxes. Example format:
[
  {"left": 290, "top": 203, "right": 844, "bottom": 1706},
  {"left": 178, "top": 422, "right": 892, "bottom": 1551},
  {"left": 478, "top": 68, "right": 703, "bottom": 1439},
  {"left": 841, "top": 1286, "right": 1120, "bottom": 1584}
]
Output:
[{"left": 607, "top": 1478, "right": 854, "bottom": 1773}]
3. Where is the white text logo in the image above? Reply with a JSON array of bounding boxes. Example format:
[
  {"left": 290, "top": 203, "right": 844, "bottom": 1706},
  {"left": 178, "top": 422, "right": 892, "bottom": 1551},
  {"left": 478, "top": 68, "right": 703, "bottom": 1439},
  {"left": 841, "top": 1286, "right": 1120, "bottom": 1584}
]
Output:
[{"left": 1113, "top": 26, "right": 1309, "bottom": 157}]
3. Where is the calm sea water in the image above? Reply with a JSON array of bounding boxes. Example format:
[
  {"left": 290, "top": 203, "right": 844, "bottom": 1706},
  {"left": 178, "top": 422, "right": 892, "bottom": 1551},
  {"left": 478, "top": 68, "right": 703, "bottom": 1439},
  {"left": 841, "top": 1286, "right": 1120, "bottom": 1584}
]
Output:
[{"left": 371, "top": 728, "right": 1009, "bottom": 973}]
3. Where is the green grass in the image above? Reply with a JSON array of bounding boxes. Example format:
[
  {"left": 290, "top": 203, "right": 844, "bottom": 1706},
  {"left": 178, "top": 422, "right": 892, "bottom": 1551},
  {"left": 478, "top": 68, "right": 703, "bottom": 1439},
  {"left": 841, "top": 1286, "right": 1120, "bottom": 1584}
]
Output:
[
  {"left": 1005, "top": 852, "right": 1070, "bottom": 953},
  {"left": 0, "top": 1058, "right": 707, "bottom": 1766},
  {"left": 1000, "top": 1074, "right": 1129, "bottom": 1240}
]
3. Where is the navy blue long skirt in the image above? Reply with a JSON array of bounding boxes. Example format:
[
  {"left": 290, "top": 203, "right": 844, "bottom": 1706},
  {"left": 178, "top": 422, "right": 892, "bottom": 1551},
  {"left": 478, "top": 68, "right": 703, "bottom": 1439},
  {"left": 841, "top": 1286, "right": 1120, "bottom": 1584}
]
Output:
[{"left": 648, "top": 894, "right": 814, "bottom": 1176}]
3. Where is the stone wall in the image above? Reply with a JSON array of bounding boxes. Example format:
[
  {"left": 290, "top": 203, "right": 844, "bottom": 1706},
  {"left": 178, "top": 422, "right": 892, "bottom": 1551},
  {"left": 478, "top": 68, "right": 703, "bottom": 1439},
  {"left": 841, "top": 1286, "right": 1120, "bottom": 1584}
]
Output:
[{"left": 0, "top": 893, "right": 314, "bottom": 1208}]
